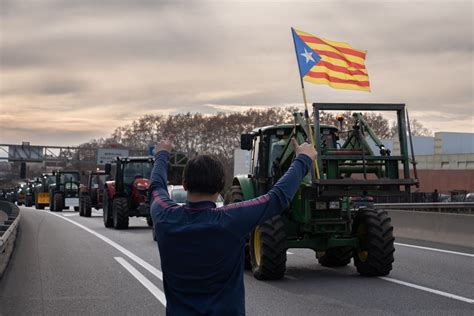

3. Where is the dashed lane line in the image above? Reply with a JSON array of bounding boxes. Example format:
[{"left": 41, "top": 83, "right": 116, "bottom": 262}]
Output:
[
  {"left": 380, "top": 277, "right": 474, "bottom": 304},
  {"left": 115, "top": 257, "right": 166, "bottom": 306},
  {"left": 41, "top": 210, "right": 474, "bottom": 305},
  {"left": 44, "top": 210, "right": 163, "bottom": 280},
  {"left": 395, "top": 242, "right": 474, "bottom": 258}
]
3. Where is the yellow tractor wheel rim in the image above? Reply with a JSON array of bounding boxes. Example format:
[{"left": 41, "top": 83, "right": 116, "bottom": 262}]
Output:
[
  {"left": 253, "top": 226, "right": 262, "bottom": 266},
  {"left": 358, "top": 250, "right": 368, "bottom": 262}
]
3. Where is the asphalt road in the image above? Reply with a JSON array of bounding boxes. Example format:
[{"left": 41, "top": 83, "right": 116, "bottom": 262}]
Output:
[{"left": 0, "top": 206, "right": 473, "bottom": 315}]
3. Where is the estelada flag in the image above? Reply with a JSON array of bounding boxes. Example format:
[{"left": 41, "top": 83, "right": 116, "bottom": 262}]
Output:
[{"left": 292, "top": 28, "right": 370, "bottom": 92}]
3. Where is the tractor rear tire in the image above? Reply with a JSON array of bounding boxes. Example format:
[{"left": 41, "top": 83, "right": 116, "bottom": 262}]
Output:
[
  {"left": 249, "top": 215, "right": 287, "bottom": 280},
  {"left": 83, "top": 196, "right": 92, "bottom": 217},
  {"left": 113, "top": 197, "right": 129, "bottom": 229},
  {"left": 230, "top": 184, "right": 251, "bottom": 270},
  {"left": 53, "top": 193, "right": 63, "bottom": 212},
  {"left": 353, "top": 209, "right": 395, "bottom": 276},
  {"left": 103, "top": 189, "right": 114, "bottom": 228},
  {"left": 318, "top": 247, "right": 353, "bottom": 267}
]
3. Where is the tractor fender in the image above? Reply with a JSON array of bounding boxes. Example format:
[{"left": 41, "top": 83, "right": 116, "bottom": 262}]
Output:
[{"left": 233, "top": 175, "right": 256, "bottom": 201}]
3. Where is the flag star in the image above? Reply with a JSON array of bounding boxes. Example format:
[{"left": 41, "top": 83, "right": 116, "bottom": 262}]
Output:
[{"left": 300, "top": 48, "right": 315, "bottom": 63}]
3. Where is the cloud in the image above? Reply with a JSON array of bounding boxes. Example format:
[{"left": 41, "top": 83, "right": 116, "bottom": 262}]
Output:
[{"left": 0, "top": 0, "right": 472, "bottom": 145}]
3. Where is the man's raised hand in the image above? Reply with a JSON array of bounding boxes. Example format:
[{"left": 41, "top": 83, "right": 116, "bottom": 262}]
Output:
[
  {"left": 291, "top": 138, "right": 317, "bottom": 161},
  {"left": 155, "top": 137, "right": 174, "bottom": 154}
]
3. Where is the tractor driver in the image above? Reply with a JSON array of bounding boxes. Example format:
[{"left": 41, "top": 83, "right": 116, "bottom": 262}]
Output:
[{"left": 149, "top": 138, "right": 316, "bottom": 316}]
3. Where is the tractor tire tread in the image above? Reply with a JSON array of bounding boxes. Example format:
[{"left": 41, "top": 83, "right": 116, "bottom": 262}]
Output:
[{"left": 353, "top": 209, "right": 395, "bottom": 276}]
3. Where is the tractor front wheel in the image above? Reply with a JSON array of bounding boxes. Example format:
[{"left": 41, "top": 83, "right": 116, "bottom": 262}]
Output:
[
  {"left": 103, "top": 190, "right": 113, "bottom": 228},
  {"left": 353, "top": 209, "right": 395, "bottom": 276},
  {"left": 249, "top": 215, "right": 287, "bottom": 280},
  {"left": 113, "top": 197, "right": 129, "bottom": 229},
  {"left": 318, "top": 247, "right": 353, "bottom": 267}
]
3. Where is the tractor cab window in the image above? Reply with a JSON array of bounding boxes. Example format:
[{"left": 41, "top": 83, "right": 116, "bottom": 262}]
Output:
[
  {"left": 60, "top": 173, "right": 79, "bottom": 184},
  {"left": 46, "top": 176, "right": 55, "bottom": 186},
  {"left": 267, "top": 134, "right": 288, "bottom": 177},
  {"left": 250, "top": 136, "right": 260, "bottom": 175},
  {"left": 123, "top": 162, "right": 153, "bottom": 185},
  {"left": 92, "top": 174, "right": 107, "bottom": 188},
  {"left": 65, "top": 182, "right": 78, "bottom": 190}
]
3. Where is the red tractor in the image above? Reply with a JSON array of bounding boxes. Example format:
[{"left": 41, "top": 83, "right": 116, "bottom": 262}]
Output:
[
  {"left": 79, "top": 169, "right": 110, "bottom": 217},
  {"left": 102, "top": 156, "right": 156, "bottom": 229},
  {"left": 103, "top": 154, "right": 187, "bottom": 229}
]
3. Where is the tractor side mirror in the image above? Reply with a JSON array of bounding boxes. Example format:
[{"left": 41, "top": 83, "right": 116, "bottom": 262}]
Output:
[
  {"left": 240, "top": 134, "right": 253, "bottom": 151},
  {"left": 104, "top": 163, "right": 112, "bottom": 175}
]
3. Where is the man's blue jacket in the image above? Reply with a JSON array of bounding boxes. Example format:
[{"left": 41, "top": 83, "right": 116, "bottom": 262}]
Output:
[{"left": 150, "top": 151, "right": 312, "bottom": 315}]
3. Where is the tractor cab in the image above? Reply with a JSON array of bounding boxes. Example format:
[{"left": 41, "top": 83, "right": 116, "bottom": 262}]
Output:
[
  {"left": 79, "top": 169, "right": 111, "bottom": 217},
  {"left": 122, "top": 160, "right": 153, "bottom": 196},
  {"left": 34, "top": 173, "right": 54, "bottom": 209},
  {"left": 49, "top": 171, "right": 81, "bottom": 212}
]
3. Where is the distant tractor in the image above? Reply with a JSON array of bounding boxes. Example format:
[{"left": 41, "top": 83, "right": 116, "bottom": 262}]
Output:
[
  {"left": 79, "top": 168, "right": 110, "bottom": 217},
  {"left": 231, "top": 103, "right": 418, "bottom": 280},
  {"left": 25, "top": 179, "right": 40, "bottom": 207},
  {"left": 16, "top": 185, "right": 26, "bottom": 206},
  {"left": 49, "top": 171, "right": 81, "bottom": 212},
  {"left": 103, "top": 153, "right": 187, "bottom": 229},
  {"left": 34, "top": 173, "right": 55, "bottom": 209}
]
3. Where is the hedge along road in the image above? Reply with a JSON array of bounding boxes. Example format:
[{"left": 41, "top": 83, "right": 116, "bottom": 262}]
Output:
[{"left": 0, "top": 206, "right": 472, "bottom": 316}]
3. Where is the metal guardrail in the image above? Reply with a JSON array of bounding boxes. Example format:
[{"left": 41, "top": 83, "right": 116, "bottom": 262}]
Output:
[
  {"left": 375, "top": 202, "right": 474, "bottom": 214},
  {"left": 0, "top": 201, "right": 21, "bottom": 278}
]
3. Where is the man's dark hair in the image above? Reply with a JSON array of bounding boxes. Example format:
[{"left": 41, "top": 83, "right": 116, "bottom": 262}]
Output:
[{"left": 183, "top": 154, "right": 225, "bottom": 194}]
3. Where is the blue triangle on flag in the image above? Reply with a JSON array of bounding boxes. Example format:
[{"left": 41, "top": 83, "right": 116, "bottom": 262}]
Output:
[{"left": 292, "top": 28, "right": 321, "bottom": 78}]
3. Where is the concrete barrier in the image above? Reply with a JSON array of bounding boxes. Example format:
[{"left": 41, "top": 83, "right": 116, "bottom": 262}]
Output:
[
  {"left": 0, "top": 201, "right": 21, "bottom": 279},
  {"left": 387, "top": 210, "right": 474, "bottom": 248}
]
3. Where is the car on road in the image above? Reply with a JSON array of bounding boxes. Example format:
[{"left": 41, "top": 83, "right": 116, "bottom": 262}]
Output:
[
  {"left": 465, "top": 193, "right": 474, "bottom": 202},
  {"left": 168, "top": 185, "right": 224, "bottom": 207}
]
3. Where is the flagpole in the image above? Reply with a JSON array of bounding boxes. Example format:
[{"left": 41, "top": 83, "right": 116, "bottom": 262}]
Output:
[{"left": 291, "top": 28, "right": 320, "bottom": 179}]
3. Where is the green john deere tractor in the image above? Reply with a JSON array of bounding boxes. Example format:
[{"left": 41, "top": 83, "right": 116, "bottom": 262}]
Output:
[
  {"left": 230, "top": 103, "right": 418, "bottom": 280},
  {"left": 49, "top": 170, "right": 81, "bottom": 212}
]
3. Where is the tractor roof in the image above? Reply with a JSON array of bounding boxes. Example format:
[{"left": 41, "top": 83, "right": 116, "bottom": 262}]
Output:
[
  {"left": 116, "top": 156, "right": 154, "bottom": 163},
  {"left": 58, "top": 170, "right": 80, "bottom": 174},
  {"left": 252, "top": 123, "right": 338, "bottom": 134}
]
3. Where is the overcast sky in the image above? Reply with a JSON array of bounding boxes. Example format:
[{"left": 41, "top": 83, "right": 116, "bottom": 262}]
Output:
[{"left": 0, "top": 0, "right": 472, "bottom": 146}]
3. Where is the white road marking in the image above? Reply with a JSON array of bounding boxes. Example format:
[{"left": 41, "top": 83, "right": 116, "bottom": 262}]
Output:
[
  {"left": 380, "top": 277, "right": 474, "bottom": 304},
  {"left": 44, "top": 211, "right": 163, "bottom": 280},
  {"left": 395, "top": 242, "right": 474, "bottom": 258},
  {"left": 286, "top": 251, "right": 294, "bottom": 255},
  {"left": 63, "top": 213, "right": 78, "bottom": 217},
  {"left": 114, "top": 257, "right": 166, "bottom": 306}
]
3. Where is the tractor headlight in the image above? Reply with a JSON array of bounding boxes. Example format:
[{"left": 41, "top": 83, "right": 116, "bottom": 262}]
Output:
[
  {"left": 315, "top": 201, "right": 327, "bottom": 210},
  {"left": 329, "top": 201, "right": 340, "bottom": 209}
]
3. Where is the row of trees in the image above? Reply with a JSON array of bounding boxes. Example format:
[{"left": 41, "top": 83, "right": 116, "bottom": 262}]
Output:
[{"left": 81, "top": 107, "right": 431, "bottom": 180}]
